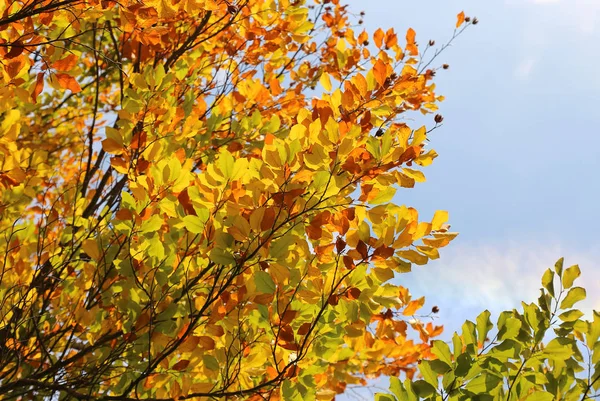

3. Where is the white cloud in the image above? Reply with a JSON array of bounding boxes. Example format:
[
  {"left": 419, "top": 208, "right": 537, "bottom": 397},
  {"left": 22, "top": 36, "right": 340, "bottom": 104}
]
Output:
[
  {"left": 400, "top": 241, "right": 600, "bottom": 332},
  {"left": 515, "top": 57, "right": 536, "bottom": 79},
  {"left": 524, "top": 0, "right": 600, "bottom": 34}
]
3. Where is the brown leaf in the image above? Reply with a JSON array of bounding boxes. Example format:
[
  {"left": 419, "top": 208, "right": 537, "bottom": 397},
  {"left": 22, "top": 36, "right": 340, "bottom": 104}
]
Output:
[{"left": 172, "top": 360, "right": 190, "bottom": 371}]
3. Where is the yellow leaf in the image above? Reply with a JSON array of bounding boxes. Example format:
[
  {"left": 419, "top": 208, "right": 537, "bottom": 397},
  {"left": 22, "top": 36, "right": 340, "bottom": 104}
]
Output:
[
  {"left": 320, "top": 72, "right": 332, "bottom": 92},
  {"left": 431, "top": 210, "right": 449, "bottom": 231},
  {"left": 102, "top": 138, "right": 123, "bottom": 154},
  {"left": 82, "top": 239, "right": 101, "bottom": 260}
]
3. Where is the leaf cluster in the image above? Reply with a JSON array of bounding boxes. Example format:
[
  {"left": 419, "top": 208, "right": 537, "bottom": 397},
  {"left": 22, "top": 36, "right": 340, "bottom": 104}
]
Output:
[{"left": 376, "top": 258, "right": 600, "bottom": 401}]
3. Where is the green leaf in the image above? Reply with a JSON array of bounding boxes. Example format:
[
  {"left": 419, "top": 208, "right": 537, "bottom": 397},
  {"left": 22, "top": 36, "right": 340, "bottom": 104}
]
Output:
[
  {"left": 554, "top": 257, "right": 564, "bottom": 276},
  {"left": 587, "top": 312, "right": 600, "bottom": 348},
  {"left": 388, "top": 377, "right": 404, "bottom": 400},
  {"left": 374, "top": 394, "right": 396, "bottom": 401},
  {"left": 542, "top": 337, "right": 575, "bottom": 360},
  {"left": 541, "top": 268, "right": 555, "bottom": 297},
  {"left": 498, "top": 316, "right": 521, "bottom": 341},
  {"left": 523, "top": 392, "right": 555, "bottom": 401},
  {"left": 209, "top": 248, "right": 236, "bottom": 265},
  {"left": 489, "top": 339, "right": 521, "bottom": 360},
  {"left": 461, "top": 320, "right": 477, "bottom": 347},
  {"left": 202, "top": 354, "right": 219, "bottom": 371},
  {"left": 558, "top": 309, "right": 584, "bottom": 322},
  {"left": 254, "top": 271, "right": 276, "bottom": 294},
  {"left": 464, "top": 372, "right": 502, "bottom": 393},
  {"left": 411, "top": 380, "right": 436, "bottom": 397},
  {"left": 419, "top": 360, "right": 439, "bottom": 388},
  {"left": 183, "top": 215, "right": 206, "bottom": 234},
  {"left": 452, "top": 332, "right": 463, "bottom": 356},
  {"left": 560, "top": 287, "right": 586, "bottom": 309},
  {"left": 562, "top": 264, "right": 580, "bottom": 289},
  {"left": 454, "top": 353, "right": 472, "bottom": 377},
  {"left": 476, "top": 310, "right": 493, "bottom": 345},
  {"left": 432, "top": 340, "right": 453, "bottom": 366},
  {"left": 140, "top": 215, "right": 163, "bottom": 233}
]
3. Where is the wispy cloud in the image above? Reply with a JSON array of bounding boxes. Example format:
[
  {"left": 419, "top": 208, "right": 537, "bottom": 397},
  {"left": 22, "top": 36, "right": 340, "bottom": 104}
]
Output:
[
  {"left": 515, "top": 57, "right": 536, "bottom": 79},
  {"left": 524, "top": 0, "right": 600, "bottom": 34},
  {"left": 401, "top": 241, "right": 600, "bottom": 332}
]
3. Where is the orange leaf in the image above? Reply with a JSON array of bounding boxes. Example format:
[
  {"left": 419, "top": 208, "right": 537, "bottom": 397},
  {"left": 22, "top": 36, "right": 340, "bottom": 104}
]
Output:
[
  {"left": 456, "top": 11, "right": 466, "bottom": 28},
  {"left": 372, "top": 59, "right": 387, "bottom": 87},
  {"left": 373, "top": 28, "right": 384, "bottom": 48},
  {"left": 384, "top": 28, "right": 398, "bottom": 48},
  {"left": 406, "top": 28, "right": 416, "bottom": 45},
  {"left": 32, "top": 72, "right": 44, "bottom": 102},
  {"left": 403, "top": 297, "right": 425, "bottom": 316},
  {"left": 56, "top": 73, "right": 81, "bottom": 93},
  {"left": 6, "top": 57, "right": 26, "bottom": 79},
  {"left": 53, "top": 54, "right": 78, "bottom": 71}
]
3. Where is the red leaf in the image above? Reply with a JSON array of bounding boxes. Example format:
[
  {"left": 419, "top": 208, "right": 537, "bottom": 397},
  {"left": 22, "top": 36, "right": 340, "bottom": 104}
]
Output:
[
  {"left": 279, "top": 324, "right": 295, "bottom": 342},
  {"left": 178, "top": 188, "right": 197, "bottom": 216},
  {"left": 343, "top": 255, "right": 355, "bottom": 270},
  {"left": 347, "top": 287, "right": 361, "bottom": 300},
  {"left": 297, "top": 322, "right": 311, "bottom": 336},
  {"left": 5, "top": 41, "right": 24, "bottom": 59},
  {"left": 335, "top": 237, "right": 346, "bottom": 254},
  {"left": 356, "top": 240, "right": 368, "bottom": 259},
  {"left": 260, "top": 207, "right": 275, "bottom": 231}
]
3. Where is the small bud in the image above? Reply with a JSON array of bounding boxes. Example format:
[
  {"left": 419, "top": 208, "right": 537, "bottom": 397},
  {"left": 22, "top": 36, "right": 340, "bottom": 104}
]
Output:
[
  {"left": 358, "top": 20, "right": 363, "bottom": 25},
  {"left": 227, "top": 4, "right": 237, "bottom": 14},
  {"left": 472, "top": 17, "right": 479, "bottom": 25},
  {"left": 432, "top": 306, "right": 440, "bottom": 314},
  {"left": 428, "top": 39, "right": 435, "bottom": 46},
  {"left": 434, "top": 114, "right": 443, "bottom": 123},
  {"left": 360, "top": 11, "right": 365, "bottom": 16},
  {"left": 442, "top": 64, "right": 449, "bottom": 70},
  {"left": 465, "top": 16, "right": 471, "bottom": 23},
  {"left": 375, "top": 128, "right": 384, "bottom": 137},
  {"left": 362, "top": 40, "right": 369, "bottom": 46},
  {"left": 390, "top": 72, "right": 397, "bottom": 80}
]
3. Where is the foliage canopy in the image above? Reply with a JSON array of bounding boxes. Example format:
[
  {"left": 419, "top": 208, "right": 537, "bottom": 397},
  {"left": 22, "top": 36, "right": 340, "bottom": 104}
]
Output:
[{"left": 0, "top": 0, "right": 474, "bottom": 399}]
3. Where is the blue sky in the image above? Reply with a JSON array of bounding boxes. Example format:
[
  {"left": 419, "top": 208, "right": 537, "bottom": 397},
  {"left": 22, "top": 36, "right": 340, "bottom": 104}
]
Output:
[{"left": 346, "top": 0, "right": 600, "bottom": 335}]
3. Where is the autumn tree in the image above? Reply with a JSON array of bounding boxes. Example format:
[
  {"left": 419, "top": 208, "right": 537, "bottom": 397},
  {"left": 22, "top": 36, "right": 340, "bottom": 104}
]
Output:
[{"left": 0, "top": 0, "right": 473, "bottom": 399}]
